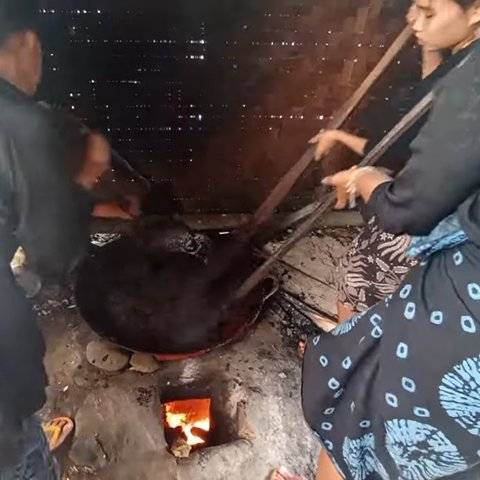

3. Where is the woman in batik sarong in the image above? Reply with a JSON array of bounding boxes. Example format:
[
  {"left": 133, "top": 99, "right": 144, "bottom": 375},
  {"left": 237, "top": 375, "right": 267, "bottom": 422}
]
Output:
[
  {"left": 309, "top": 1, "right": 477, "bottom": 322},
  {"left": 274, "top": 0, "right": 480, "bottom": 479}
]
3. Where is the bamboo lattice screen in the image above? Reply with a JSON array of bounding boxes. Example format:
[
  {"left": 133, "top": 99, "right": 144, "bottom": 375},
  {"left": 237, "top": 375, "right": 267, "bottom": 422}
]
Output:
[{"left": 39, "top": 0, "right": 416, "bottom": 213}]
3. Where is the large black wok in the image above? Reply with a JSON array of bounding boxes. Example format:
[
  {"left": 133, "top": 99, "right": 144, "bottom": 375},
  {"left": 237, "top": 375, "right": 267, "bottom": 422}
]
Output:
[{"left": 75, "top": 219, "right": 277, "bottom": 358}]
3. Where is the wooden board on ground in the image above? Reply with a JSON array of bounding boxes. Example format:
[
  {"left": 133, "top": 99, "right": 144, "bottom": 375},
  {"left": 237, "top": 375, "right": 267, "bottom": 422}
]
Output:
[
  {"left": 266, "top": 227, "right": 359, "bottom": 319},
  {"left": 90, "top": 211, "right": 363, "bottom": 234}
]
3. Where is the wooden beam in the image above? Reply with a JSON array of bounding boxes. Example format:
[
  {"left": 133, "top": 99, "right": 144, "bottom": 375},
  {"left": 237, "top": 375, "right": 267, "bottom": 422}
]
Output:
[{"left": 90, "top": 211, "right": 363, "bottom": 234}]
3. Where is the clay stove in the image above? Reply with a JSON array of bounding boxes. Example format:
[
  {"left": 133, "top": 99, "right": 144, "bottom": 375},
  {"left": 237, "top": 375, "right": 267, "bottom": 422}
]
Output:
[
  {"left": 62, "top": 225, "right": 336, "bottom": 479},
  {"left": 40, "top": 261, "right": 323, "bottom": 480}
]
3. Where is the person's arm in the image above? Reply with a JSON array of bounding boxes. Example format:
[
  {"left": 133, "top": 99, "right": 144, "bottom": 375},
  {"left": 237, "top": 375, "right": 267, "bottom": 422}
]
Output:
[
  {"left": 324, "top": 48, "right": 480, "bottom": 236},
  {"left": 333, "top": 130, "right": 368, "bottom": 155},
  {"left": 0, "top": 119, "right": 93, "bottom": 464},
  {"left": 309, "top": 49, "right": 440, "bottom": 167},
  {"left": 11, "top": 116, "right": 93, "bottom": 281},
  {"left": 308, "top": 129, "right": 368, "bottom": 160},
  {"left": 92, "top": 201, "right": 133, "bottom": 220}
]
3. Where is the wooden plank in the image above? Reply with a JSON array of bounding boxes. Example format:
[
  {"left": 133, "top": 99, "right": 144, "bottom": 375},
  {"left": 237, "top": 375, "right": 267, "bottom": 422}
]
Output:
[
  {"left": 90, "top": 211, "right": 364, "bottom": 234},
  {"left": 280, "top": 291, "right": 338, "bottom": 331},
  {"left": 90, "top": 214, "right": 251, "bottom": 234},
  {"left": 265, "top": 228, "right": 357, "bottom": 317}
]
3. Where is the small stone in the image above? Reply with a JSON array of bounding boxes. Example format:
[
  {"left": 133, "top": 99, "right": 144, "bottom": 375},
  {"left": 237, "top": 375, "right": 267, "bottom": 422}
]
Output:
[
  {"left": 86, "top": 340, "right": 130, "bottom": 372},
  {"left": 129, "top": 353, "right": 161, "bottom": 374},
  {"left": 236, "top": 401, "right": 255, "bottom": 440},
  {"left": 73, "top": 374, "right": 89, "bottom": 388}
]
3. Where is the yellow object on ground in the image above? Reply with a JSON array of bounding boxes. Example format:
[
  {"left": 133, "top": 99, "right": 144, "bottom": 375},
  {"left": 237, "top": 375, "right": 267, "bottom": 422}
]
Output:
[
  {"left": 10, "top": 247, "right": 26, "bottom": 270},
  {"left": 42, "top": 417, "right": 75, "bottom": 452}
]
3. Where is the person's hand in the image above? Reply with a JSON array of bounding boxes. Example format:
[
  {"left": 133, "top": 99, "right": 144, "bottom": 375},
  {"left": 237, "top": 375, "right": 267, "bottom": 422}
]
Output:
[
  {"left": 92, "top": 202, "right": 133, "bottom": 220},
  {"left": 75, "top": 132, "right": 111, "bottom": 190},
  {"left": 321, "top": 167, "right": 357, "bottom": 209},
  {"left": 124, "top": 194, "right": 142, "bottom": 218},
  {"left": 308, "top": 129, "right": 340, "bottom": 161},
  {"left": 87, "top": 132, "right": 110, "bottom": 162}
]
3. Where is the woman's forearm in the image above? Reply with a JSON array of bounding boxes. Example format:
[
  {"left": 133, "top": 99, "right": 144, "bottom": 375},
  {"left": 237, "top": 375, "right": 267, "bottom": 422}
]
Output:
[
  {"left": 334, "top": 131, "right": 369, "bottom": 156},
  {"left": 92, "top": 201, "right": 132, "bottom": 219}
]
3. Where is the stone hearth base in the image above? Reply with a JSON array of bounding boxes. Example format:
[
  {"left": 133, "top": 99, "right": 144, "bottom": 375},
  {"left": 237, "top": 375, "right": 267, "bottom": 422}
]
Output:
[{"left": 40, "top": 300, "right": 319, "bottom": 480}]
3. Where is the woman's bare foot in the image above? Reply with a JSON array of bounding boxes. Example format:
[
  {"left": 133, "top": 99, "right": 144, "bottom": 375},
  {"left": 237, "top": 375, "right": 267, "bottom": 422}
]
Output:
[
  {"left": 337, "top": 300, "right": 355, "bottom": 324},
  {"left": 270, "top": 467, "right": 307, "bottom": 480}
]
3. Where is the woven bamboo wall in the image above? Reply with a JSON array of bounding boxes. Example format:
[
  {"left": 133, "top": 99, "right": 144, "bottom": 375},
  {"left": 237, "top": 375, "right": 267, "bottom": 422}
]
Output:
[{"left": 39, "top": 0, "right": 415, "bottom": 213}]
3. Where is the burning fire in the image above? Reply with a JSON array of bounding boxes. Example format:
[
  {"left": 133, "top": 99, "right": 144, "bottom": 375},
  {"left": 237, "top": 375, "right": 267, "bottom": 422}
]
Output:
[{"left": 163, "top": 398, "right": 211, "bottom": 446}]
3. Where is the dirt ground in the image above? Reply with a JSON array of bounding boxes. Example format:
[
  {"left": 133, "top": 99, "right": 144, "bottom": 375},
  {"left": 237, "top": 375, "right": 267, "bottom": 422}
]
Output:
[{"left": 38, "top": 296, "right": 320, "bottom": 480}]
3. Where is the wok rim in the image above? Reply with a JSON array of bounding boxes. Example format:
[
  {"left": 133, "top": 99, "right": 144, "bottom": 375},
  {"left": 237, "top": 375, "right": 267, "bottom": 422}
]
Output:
[
  {"left": 87, "top": 277, "right": 278, "bottom": 361},
  {"left": 75, "top": 236, "right": 279, "bottom": 359}
]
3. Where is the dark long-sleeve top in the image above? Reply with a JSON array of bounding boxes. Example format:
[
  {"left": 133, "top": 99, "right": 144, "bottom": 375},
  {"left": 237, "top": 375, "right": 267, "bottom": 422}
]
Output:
[
  {"left": 0, "top": 78, "right": 92, "bottom": 421},
  {"left": 365, "top": 40, "right": 480, "bottom": 241},
  {"left": 357, "top": 44, "right": 473, "bottom": 175}
]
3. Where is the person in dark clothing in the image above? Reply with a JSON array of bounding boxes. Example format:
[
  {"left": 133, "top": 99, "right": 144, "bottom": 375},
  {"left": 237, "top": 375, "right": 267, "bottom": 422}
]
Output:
[
  {"left": 308, "top": 3, "right": 477, "bottom": 323},
  {"left": 0, "top": 1, "right": 93, "bottom": 477},
  {"left": 10, "top": 115, "right": 126, "bottom": 300},
  {"left": 39, "top": 103, "right": 137, "bottom": 220},
  {"left": 299, "top": 0, "right": 480, "bottom": 479},
  {"left": 43, "top": 102, "right": 184, "bottom": 220}
]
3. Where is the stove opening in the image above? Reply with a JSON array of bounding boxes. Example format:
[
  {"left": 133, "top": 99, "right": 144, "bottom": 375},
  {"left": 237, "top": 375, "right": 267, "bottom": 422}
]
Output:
[
  {"left": 162, "top": 398, "right": 212, "bottom": 457},
  {"left": 160, "top": 375, "right": 243, "bottom": 458}
]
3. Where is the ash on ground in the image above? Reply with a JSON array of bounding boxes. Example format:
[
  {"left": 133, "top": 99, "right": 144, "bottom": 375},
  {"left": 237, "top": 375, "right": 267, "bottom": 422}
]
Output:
[
  {"left": 269, "top": 293, "right": 321, "bottom": 350},
  {"left": 33, "top": 285, "right": 76, "bottom": 317}
]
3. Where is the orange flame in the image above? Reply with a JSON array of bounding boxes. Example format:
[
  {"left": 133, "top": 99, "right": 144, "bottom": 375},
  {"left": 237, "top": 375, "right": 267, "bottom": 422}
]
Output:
[{"left": 163, "top": 398, "right": 211, "bottom": 446}]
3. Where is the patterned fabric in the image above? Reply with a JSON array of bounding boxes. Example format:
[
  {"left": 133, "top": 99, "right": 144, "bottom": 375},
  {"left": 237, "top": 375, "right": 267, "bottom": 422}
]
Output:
[
  {"left": 338, "top": 217, "right": 417, "bottom": 311},
  {"left": 302, "top": 241, "right": 480, "bottom": 480},
  {"left": 407, "top": 213, "right": 468, "bottom": 261},
  {"left": 0, "top": 417, "right": 59, "bottom": 480}
]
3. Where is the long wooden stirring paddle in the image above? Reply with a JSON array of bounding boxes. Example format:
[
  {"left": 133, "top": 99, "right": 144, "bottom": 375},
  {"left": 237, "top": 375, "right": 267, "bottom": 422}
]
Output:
[
  {"left": 235, "top": 91, "right": 434, "bottom": 300},
  {"left": 248, "top": 26, "right": 412, "bottom": 231}
]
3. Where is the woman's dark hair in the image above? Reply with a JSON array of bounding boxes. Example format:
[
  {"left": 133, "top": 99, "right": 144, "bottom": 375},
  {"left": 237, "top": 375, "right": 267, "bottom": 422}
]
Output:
[{"left": 0, "top": 0, "right": 38, "bottom": 45}]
